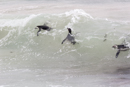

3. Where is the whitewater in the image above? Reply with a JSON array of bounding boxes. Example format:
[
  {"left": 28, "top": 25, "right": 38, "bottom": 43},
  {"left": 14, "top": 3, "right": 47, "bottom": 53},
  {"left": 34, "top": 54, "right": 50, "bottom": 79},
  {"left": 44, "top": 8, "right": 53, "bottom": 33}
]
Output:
[{"left": 0, "top": 0, "right": 130, "bottom": 87}]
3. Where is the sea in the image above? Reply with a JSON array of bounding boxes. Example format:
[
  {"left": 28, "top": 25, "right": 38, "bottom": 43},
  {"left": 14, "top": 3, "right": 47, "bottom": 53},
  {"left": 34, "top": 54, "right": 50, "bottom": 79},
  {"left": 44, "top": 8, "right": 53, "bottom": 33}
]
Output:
[{"left": 0, "top": 0, "right": 130, "bottom": 87}]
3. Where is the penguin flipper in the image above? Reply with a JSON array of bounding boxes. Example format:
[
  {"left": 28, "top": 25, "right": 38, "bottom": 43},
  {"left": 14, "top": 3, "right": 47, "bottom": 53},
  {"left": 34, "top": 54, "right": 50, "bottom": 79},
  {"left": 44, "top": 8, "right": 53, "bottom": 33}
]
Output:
[
  {"left": 61, "top": 38, "right": 67, "bottom": 44},
  {"left": 116, "top": 50, "right": 120, "bottom": 58},
  {"left": 37, "top": 29, "right": 41, "bottom": 36}
]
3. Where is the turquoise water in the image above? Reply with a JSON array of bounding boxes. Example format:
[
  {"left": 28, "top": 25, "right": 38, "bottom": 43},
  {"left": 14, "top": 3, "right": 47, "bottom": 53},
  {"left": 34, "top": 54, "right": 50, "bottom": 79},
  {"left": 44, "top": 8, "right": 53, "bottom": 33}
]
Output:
[{"left": 0, "top": 0, "right": 130, "bottom": 87}]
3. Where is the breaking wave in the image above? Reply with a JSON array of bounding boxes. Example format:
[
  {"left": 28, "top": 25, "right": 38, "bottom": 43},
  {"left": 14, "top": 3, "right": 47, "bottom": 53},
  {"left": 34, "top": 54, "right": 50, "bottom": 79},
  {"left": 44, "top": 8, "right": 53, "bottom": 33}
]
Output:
[{"left": 0, "top": 9, "right": 130, "bottom": 73}]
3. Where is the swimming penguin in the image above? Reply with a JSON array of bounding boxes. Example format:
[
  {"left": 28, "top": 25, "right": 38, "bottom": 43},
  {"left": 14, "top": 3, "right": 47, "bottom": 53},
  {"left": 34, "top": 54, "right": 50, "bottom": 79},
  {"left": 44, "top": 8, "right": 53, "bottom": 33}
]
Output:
[
  {"left": 61, "top": 28, "right": 76, "bottom": 45},
  {"left": 112, "top": 44, "right": 129, "bottom": 58},
  {"left": 35, "top": 23, "right": 52, "bottom": 36}
]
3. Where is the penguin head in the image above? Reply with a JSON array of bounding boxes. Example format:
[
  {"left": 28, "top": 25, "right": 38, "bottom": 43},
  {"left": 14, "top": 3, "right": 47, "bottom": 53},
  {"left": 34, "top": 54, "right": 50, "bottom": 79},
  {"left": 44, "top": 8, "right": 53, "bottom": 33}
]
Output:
[
  {"left": 112, "top": 45, "right": 117, "bottom": 49},
  {"left": 35, "top": 26, "right": 39, "bottom": 29},
  {"left": 67, "top": 28, "right": 72, "bottom": 34}
]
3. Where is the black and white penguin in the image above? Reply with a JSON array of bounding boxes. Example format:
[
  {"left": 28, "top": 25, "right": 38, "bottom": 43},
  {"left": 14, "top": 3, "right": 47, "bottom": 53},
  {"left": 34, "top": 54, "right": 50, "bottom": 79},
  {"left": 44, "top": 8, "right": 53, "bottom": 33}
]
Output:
[
  {"left": 61, "top": 28, "right": 76, "bottom": 45},
  {"left": 35, "top": 24, "right": 52, "bottom": 36},
  {"left": 112, "top": 44, "right": 129, "bottom": 58}
]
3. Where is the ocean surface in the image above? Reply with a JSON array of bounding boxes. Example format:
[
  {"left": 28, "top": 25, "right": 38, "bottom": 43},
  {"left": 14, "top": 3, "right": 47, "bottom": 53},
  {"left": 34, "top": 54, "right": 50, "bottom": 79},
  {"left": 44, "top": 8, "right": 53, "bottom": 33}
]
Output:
[{"left": 0, "top": 0, "right": 130, "bottom": 87}]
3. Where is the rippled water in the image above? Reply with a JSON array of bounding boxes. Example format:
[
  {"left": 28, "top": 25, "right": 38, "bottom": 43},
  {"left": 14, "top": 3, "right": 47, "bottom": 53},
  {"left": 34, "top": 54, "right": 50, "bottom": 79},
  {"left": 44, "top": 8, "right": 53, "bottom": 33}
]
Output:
[{"left": 0, "top": 0, "right": 130, "bottom": 87}]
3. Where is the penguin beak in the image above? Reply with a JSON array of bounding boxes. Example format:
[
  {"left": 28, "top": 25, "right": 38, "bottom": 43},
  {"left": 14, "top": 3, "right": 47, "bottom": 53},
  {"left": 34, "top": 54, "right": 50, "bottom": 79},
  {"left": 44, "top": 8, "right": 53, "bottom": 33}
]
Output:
[{"left": 112, "top": 45, "right": 116, "bottom": 49}]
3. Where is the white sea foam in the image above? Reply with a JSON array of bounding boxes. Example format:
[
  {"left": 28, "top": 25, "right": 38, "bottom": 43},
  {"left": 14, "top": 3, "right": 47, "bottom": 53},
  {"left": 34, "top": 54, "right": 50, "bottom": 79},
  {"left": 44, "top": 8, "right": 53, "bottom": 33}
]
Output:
[
  {"left": 64, "top": 9, "right": 93, "bottom": 19},
  {"left": 63, "top": 9, "right": 93, "bottom": 28},
  {"left": 0, "top": 14, "right": 39, "bottom": 28}
]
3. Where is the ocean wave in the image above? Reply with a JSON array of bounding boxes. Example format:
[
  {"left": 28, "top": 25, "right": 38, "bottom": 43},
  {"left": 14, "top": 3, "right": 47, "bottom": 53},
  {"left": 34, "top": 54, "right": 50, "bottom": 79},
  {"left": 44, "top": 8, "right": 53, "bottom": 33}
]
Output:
[
  {"left": 0, "top": 9, "right": 130, "bottom": 69},
  {"left": 0, "top": 14, "right": 40, "bottom": 28}
]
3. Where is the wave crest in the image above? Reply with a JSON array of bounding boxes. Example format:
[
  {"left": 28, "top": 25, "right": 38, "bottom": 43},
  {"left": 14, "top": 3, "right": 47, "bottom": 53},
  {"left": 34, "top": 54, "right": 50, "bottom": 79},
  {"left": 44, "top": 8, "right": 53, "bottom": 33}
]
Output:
[{"left": 0, "top": 14, "right": 39, "bottom": 28}]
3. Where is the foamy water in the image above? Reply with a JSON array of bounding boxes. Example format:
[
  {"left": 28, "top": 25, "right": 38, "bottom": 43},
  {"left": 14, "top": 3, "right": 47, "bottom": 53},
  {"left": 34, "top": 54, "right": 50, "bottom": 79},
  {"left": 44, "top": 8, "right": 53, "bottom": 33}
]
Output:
[{"left": 0, "top": 0, "right": 130, "bottom": 87}]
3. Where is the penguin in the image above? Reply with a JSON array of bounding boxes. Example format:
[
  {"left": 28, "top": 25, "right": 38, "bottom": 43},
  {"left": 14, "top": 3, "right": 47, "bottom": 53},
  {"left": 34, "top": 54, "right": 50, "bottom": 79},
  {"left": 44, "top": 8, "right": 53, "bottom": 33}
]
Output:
[
  {"left": 61, "top": 28, "right": 76, "bottom": 45},
  {"left": 112, "top": 44, "right": 129, "bottom": 58},
  {"left": 35, "top": 23, "right": 52, "bottom": 36}
]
